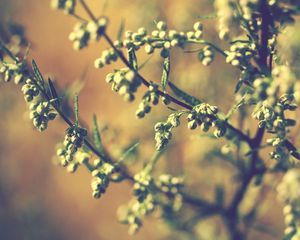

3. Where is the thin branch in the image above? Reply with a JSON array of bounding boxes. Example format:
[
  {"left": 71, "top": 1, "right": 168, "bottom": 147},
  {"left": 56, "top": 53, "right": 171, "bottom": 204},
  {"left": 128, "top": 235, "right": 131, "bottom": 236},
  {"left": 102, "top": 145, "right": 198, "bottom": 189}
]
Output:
[{"left": 78, "top": 0, "right": 97, "bottom": 22}]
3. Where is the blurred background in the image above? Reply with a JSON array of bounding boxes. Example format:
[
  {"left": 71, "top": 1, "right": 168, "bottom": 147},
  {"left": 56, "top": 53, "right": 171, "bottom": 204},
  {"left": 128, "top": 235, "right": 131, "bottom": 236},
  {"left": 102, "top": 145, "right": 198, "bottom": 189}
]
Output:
[{"left": 1, "top": 0, "right": 299, "bottom": 239}]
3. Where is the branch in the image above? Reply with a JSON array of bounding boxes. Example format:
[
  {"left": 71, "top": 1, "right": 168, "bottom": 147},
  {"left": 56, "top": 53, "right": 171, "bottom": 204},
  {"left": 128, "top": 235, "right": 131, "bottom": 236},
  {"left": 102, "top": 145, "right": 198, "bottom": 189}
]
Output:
[{"left": 284, "top": 140, "right": 300, "bottom": 160}]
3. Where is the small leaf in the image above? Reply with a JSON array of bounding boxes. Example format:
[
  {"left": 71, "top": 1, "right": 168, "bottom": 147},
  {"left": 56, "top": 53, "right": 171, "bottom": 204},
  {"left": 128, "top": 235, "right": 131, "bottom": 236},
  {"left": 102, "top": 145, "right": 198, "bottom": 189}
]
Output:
[
  {"left": 101, "top": 0, "right": 109, "bottom": 14},
  {"left": 161, "top": 56, "right": 170, "bottom": 90},
  {"left": 119, "top": 141, "right": 139, "bottom": 163},
  {"left": 234, "top": 78, "right": 244, "bottom": 93},
  {"left": 23, "top": 43, "right": 31, "bottom": 60},
  {"left": 0, "top": 40, "right": 17, "bottom": 61},
  {"left": 92, "top": 115, "right": 104, "bottom": 154},
  {"left": 32, "top": 59, "right": 45, "bottom": 90},
  {"left": 225, "top": 93, "right": 248, "bottom": 120},
  {"left": 138, "top": 55, "right": 153, "bottom": 70},
  {"left": 197, "top": 12, "right": 217, "bottom": 20},
  {"left": 48, "top": 78, "right": 60, "bottom": 108},
  {"left": 74, "top": 95, "right": 79, "bottom": 126},
  {"left": 117, "top": 19, "right": 125, "bottom": 42},
  {"left": 65, "top": 67, "right": 87, "bottom": 98},
  {"left": 128, "top": 47, "right": 138, "bottom": 70},
  {"left": 168, "top": 81, "right": 202, "bottom": 106}
]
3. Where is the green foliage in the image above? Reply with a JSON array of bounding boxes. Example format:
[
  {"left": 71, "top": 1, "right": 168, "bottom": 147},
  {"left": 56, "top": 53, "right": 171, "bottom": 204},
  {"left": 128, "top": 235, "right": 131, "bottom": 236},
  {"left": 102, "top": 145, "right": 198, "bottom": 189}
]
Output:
[{"left": 161, "top": 56, "right": 170, "bottom": 90}]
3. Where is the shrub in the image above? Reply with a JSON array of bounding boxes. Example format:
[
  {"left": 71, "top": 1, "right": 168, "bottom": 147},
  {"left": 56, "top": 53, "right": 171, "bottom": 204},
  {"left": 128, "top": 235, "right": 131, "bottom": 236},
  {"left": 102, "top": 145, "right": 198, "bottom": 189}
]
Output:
[{"left": 1, "top": 0, "right": 300, "bottom": 239}]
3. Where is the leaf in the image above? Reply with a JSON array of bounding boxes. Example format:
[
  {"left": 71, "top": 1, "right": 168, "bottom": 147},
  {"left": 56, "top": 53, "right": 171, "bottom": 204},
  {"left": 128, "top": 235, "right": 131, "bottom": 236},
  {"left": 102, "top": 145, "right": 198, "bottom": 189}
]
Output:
[
  {"left": 128, "top": 47, "right": 138, "bottom": 70},
  {"left": 197, "top": 12, "right": 217, "bottom": 20},
  {"left": 168, "top": 81, "right": 202, "bottom": 106},
  {"left": 225, "top": 93, "right": 248, "bottom": 120},
  {"left": 117, "top": 19, "right": 125, "bottom": 42},
  {"left": 48, "top": 78, "right": 60, "bottom": 108},
  {"left": 234, "top": 78, "right": 244, "bottom": 93},
  {"left": 0, "top": 40, "right": 17, "bottom": 61},
  {"left": 101, "top": 0, "right": 109, "bottom": 14},
  {"left": 92, "top": 115, "right": 104, "bottom": 154},
  {"left": 32, "top": 59, "right": 45, "bottom": 90},
  {"left": 145, "top": 149, "right": 165, "bottom": 173},
  {"left": 65, "top": 66, "right": 88, "bottom": 98},
  {"left": 65, "top": 79, "right": 86, "bottom": 99},
  {"left": 119, "top": 141, "right": 140, "bottom": 163},
  {"left": 138, "top": 55, "right": 153, "bottom": 70},
  {"left": 74, "top": 95, "right": 79, "bottom": 126},
  {"left": 23, "top": 43, "right": 31, "bottom": 60},
  {"left": 161, "top": 56, "right": 170, "bottom": 90}
]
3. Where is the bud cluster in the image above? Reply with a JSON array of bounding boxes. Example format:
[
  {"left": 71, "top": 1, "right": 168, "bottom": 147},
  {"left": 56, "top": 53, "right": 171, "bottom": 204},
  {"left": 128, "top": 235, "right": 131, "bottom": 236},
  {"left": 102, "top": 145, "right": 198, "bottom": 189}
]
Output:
[
  {"left": 0, "top": 61, "right": 26, "bottom": 84},
  {"left": 239, "top": 0, "right": 259, "bottom": 20},
  {"left": 252, "top": 76, "right": 272, "bottom": 101},
  {"left": 198, "top": 46, "right": 214, "bottom": 66},
  {"left": 187, "top": 103, "right": 226, "bottom": 137},
  {"left": 214, "top": 0, "right": 235, "bottom": 40},
  {"left": 91, "top": 160, "right": 116, "bottom": 199},
  {"left": 250, "top": 65, "right": 296, "bottom": 106},
  {"left": 281, "top": 204, "right": 300, "bottom": 240},
  {"left": 133, "top": 170, "right": 152, "bottom": 202},
  {"left": 154, "top": 112, "right": 182, "bottom": 150},
  {"left": 253, "top": 94, "right": 297, "bottom": 161},
  {"left": 21, "top": 78, "right": 40, "bottom": 102},
  {"left": 29, "top": 101, "right": 57, "bottom": 132},
  {"left": 156, "top": 174, "right": 183, "bottom": 194},
  {"left": 64, "top": 150, "right": 90, "bottom": 173},
  {"left": 225, "top": 41, "right": 256, "bottom": 67},
  {"left": 1, "top": 23, "right": 27, "bottom": 56},
  {"left": 136, "top": 83, "right": 160, "bottom": 119},
  {"left": 69, "top": 17, "right": 108, "bottom": 50},
  {"left": 272, "top": 65, "right": 296, "bottom": 93},
  {"left": 277, "top": 169, "right": 300, "bottom": 240},
  {"left": 118, "top": 195, "right": 155, "bottom": 235},
  {"left": 94, "top": 20, "right": 206, "bottom": 69},
  {"left": 50, "top": 0, "right": 76, "bottom": 14},
  {"left": 94, "top": 47, "right": 118, "bottom": 68},
  {"left": 56, "top": 125, "right": 88, "bottom": 165},
  {"left": 105, "top": 68, "right": 141, "bottom": 102}
]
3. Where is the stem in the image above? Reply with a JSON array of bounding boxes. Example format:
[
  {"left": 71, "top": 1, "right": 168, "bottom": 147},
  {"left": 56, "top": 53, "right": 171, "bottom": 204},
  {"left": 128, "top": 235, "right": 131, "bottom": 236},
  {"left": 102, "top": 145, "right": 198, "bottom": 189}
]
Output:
[
  {"left": 103, "top": 30, "right": 252, "bottom": 145},
  {"left": 224, "top": 1, "right": 272, "bottom": 238},
  {"left": 78, "top": 0, "right": 97, "bottom": 22},
  {"left": 2, "top": 40, "right": 221, "bottom": 211},
  {"left": 187, "top": 39, "right": 227, "bottom": 57}
]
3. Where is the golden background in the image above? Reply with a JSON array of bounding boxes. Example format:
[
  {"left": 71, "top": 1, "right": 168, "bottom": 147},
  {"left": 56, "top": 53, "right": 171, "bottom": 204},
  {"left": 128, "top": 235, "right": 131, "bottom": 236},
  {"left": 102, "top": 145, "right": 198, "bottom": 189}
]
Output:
[{"left": 1, "top": 0, "right": 297, "bottom": 239}]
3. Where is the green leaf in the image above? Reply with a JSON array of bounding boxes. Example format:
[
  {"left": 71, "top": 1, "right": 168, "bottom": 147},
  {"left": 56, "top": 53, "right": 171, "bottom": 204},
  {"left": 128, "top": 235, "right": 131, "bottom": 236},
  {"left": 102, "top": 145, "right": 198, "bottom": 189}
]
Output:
[
  {"left": 74, "top": 95, "right": 79, "bottom": 126},
  {"left": 128, "top": 47, "right": 138, "bottom": 70},
  {"left": 138, "top": 55, "right": 153, "bottom": 70},
  {"left": 234, "top": 78, "right": 244, "bottom": 93},
  {"left": 48, "top": 78, "right": 60, "bottom": 108},
  {"left": 225, "top": 93, "right": 248, "bottom": 120},
  {"left": 117, "top": 19, "right": 125, "bottom": 42},
  {"left": 24, "top": 43, "right": 31, "bottom": 60},
  {"left": 119, "top": 141, "right": 139, "bottom": 163},
  {"left": 92, "top": 115, "right": 104, "bottom": 154},
  {"left": 145, "top": 150, "right": 165, "bottom": 173},
  {"left": 64, "top": 67, "right": 87, "bottom": 98},
  {"left": 0, "top": 40, "right": 17, "bottom": 61},
  {"left": 168, "top": 81, "right": 202, "bottom": 106},
  {"left": 197, "top": 12, "right": 217, "bottom": 20},
  {"left": 65, "top": 79, "right": 86, "bottom": 98},
  {"left": 161, "top": 56, "right": 170, "bottom": 90},
  {"left": 32, "top": 59, "right": 45, "bottom": 90},
  {"left": 101, "top": 0, "right": 109, "bottom": 13}
]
